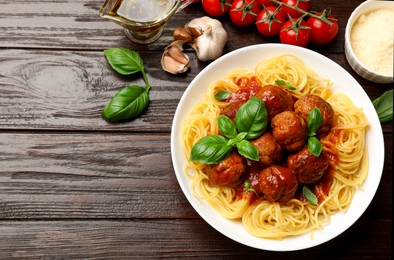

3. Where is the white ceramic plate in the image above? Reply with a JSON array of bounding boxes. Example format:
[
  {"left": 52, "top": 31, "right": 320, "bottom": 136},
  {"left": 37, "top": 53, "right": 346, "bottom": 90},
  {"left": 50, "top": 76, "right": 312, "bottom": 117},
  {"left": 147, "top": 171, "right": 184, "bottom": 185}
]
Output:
[{"left": 170, "top": 44, "right": 384, "bottom": 251}]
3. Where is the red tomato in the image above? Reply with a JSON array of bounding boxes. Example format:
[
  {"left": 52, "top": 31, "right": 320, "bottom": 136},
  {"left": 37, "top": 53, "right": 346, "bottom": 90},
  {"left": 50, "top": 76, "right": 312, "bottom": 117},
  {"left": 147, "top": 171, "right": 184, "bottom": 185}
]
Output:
[
  {"left": 202, "top": 0, "right": 232, "bottom": 17},
  {"left": 230, "top": 0, "right": 260, "bottom": 27},
  {"left": 279, "top": 17, "right": 311, "bottom": 47},
  {"left": 256, "top": 0, "right": 277, "bottom": 8},
  {"left": 281, "top": 0, "right": 310, "bottom": 18},
  {"left": 307, "top": 12, "right": 339, "bottom": 45},
  {"left": 256, "top": 6, "right": 287, "bottom": 37}
]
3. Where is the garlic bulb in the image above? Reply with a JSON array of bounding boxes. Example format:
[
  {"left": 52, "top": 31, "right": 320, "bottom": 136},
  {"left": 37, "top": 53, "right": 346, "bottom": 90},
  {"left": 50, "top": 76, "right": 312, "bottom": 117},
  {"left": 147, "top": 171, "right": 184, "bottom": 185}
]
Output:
[
  {"left": 161, "top": 16, "right": 228, "bottom": 74},
  {"left": 186, "top": 16, "right": 228, "bottom": 61}
]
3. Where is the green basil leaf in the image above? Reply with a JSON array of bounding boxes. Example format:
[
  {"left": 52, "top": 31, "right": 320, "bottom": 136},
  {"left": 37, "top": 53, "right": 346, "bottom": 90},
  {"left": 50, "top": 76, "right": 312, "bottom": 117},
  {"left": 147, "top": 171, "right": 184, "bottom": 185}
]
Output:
[
  {"left": 308, "top": 107, "right": 323, "bottom": 135},
  {"left": 218, "top": 115, "right": 238, "bottom": 139},
  {"left": 244, "top": 180, "right": 257, "bottom": 194},
  {"left": 104, "top": 48, "right": 144, "bottom": 75},
  {"left": 227, "top": 132, "right": 248, "bottom": 147},
  {"left": 214, "top": 90, "right": 232, "bottom": 101},
  {"left": 190, "top": 135, "right": 232, "bottom": 164},
  {"left": 102, "top": 85, "right": 150, "bottom": 122},
  {"left": 244, "top": 180, "right": 251, "bottom": 190},
  {"left": 235, "top": 97, "right": 268, "bottom": 140},
  {"left": 303, "top": 186, "right": 318, "bottom": 205},
  {"left": 308, "top": 136, "right": 322, "bottom": 157},
  {"left": 275, "top": 79, "right": 296, "bottom": 90},
  {"left": 236, "top": 139, "right": 259, "bottom": 161},
  {"left": 373, "top": 89, "right": 393, "bottom": 123}
]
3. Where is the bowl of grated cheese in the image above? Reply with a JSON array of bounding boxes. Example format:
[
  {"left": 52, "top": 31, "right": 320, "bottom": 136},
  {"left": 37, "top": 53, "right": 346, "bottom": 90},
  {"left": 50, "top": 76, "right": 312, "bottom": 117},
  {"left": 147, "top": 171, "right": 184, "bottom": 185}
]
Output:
[{"left": 345, "top": 0, "right": 394, "bottom": 84}]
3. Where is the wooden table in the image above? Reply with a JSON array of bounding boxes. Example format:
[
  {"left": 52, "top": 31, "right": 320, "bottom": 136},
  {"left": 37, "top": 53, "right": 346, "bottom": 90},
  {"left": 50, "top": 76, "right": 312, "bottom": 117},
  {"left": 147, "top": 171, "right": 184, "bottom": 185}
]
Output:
[{"left": 0, "top": 0, "right": 392, "bottom": 258}]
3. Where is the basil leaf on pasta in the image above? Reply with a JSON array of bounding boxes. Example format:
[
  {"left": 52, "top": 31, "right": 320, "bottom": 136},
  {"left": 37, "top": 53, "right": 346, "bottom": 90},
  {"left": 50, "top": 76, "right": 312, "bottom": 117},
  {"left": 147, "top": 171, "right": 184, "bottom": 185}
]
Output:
[
  {"left": 235, "top": 97, "right": 268, "bottom": 140},
  {"left": 308, "top": 136, "right": 323, "bottom": 157},
  {"left": 218, "top": 115, "right": 238, "bottom": 139},
  {"left": 307, "top": 107, "right": 323, "bottom": 136},
  {"left": 244, "top": 180, "right": 258, "bottom": 194},
  {"left": 236, "top": 140, "right": 259, "bottom": 161},
  {"left": 227, "top": 132, "right": 248, "bottom": 147},
  {"left": 214, "top": 90, "right": 232, "bottom": 101},
  {"left": 275, "top": 79, "right": 296, "bottom": 90},
  {"left": 190, "top": 135, "right": 232, "bottom": 164},
  {"left": 303, "top": 186, "right": 318, "bottom": 205}
]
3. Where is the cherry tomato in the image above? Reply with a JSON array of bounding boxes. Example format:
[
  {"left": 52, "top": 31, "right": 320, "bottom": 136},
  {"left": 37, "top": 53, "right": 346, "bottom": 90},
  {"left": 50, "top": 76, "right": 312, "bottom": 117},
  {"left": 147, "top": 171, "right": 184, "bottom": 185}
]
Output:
[
  {"left": 307, "top": 12, "right": 339, "bottom": 45},
  {"left": 230, "top": 0, "right": 260, "bottom": 27},
  {"left": 202, "top": 0, "right": 232, "bottom": 17},
  {"left": 279, "top": 17, "right": 311, "bottom": 47},
  {"left": 281, "top": 0, "right": 310, "bottom": 18},
  {"left": 256, "top": 0, "right": 277, "bottom": 9},
  {"left": 256, "top": 6, "right": 286, "bottom": 37}
]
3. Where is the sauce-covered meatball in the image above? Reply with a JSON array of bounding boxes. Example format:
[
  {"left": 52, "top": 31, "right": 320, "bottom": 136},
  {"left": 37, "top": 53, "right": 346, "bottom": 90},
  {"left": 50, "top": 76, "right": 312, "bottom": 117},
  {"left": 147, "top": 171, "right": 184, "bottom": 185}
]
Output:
[
  {"left": 259, "top": 165, "right": 298, "bottom": 202},
  {"left": 294, "top": 94, "right": 334, "bottom": 137},
  {"left": 287, "top": 146, "right": 330, "bottom": 184},
  {"left": 251, "top": 132, "right": 282, "bottom": 168},
  {"left": 254, "top": 85, "right": 294, "bottom": 121},
  {"left": 206, "top": 151, "right": 246, "bottom": 186},
  {"left": 220, "top": 100, "right": 246, "bottom": 121},
  {"left": 271, "top": 111, "right": 307, "bottom": 152}
]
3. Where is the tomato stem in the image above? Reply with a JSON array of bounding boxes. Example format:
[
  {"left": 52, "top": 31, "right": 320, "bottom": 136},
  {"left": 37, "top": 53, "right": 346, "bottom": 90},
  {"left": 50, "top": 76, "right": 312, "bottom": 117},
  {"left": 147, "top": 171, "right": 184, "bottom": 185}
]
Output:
[{"left": 270, "top": 0, "right": 333, "bottom": 26}]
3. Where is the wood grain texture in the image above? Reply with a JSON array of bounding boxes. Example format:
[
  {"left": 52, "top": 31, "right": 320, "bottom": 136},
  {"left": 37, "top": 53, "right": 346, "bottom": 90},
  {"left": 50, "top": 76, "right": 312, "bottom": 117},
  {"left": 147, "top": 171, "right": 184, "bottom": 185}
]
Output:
[
  {"left": 0, "top": 132, "right": 391, "bottom": 220},
  {"left": 0, "top": 132, "right": 198, "bottom": 219},
  {"left": 0, "top": 0, "right": 392, "bottom": 258},
  {"left": 0, "top": 0, "right": 361, "bottom": 51},
  {"left": 0, "top": 49, "right": 191, "bottom": 131},
  {"left": 0, "top": 49, "right": 392, "bottom": 132},
  {"left": 0, "top": 215, "right": 391, "bottom": 259}
]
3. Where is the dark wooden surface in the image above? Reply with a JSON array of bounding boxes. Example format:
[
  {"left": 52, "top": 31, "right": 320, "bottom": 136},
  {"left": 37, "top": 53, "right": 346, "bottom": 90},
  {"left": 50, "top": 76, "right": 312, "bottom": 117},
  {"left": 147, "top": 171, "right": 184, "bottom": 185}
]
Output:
[{"left": 0, "top": 0, "right": 392, "bottom": 258}]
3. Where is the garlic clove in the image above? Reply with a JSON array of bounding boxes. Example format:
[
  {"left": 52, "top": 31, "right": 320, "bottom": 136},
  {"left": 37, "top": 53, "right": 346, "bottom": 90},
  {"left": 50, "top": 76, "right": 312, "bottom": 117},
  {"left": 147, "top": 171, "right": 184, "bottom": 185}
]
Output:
[
  {"left": 187, "top": 26, "right": 203, "bottom": 38},
  {"left": 161, "top": 41, "right": 191, "bottom": 74},
  {"left": 173, "top": 27, "right": 194, "bottom": 44}
]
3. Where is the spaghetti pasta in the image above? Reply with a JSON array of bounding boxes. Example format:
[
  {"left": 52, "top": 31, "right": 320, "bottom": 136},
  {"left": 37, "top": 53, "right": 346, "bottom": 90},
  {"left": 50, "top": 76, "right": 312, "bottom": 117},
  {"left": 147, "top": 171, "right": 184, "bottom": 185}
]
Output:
[{"left": 181, "top": 54, "right": 368, "bottom": 239}]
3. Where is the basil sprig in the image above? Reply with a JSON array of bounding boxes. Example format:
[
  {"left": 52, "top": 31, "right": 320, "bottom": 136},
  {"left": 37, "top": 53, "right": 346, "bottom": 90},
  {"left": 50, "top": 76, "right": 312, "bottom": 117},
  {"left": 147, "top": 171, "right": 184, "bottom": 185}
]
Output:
[
  {"left": 102, "top": 48, "right": 151, "bottom": 122},
  {"left": 190, "top": 97, "right": 268, "bottom": 164},
  {"left": 372, "top": 89, "right": 393, "bottom": 123},
  {"left": 307, "top": 107, "right": 323, "bottom": 157}
]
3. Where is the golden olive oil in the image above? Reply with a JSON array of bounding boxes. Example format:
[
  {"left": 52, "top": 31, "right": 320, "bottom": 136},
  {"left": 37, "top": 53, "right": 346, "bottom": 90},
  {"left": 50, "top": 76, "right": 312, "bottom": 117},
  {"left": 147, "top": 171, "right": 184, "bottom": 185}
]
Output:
[{"left": 100, "top": 0, "right": 178, "bottom": 33}]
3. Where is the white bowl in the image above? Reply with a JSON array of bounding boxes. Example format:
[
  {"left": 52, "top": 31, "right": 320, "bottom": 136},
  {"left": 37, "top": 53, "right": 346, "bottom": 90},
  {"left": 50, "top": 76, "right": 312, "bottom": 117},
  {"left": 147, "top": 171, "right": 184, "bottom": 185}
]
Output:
[
  {"left": 344, "top": 0, "right": 394, "bottom": 84},
  {"left": 171, "top": 44, "right": 385, "bottom": 251}
]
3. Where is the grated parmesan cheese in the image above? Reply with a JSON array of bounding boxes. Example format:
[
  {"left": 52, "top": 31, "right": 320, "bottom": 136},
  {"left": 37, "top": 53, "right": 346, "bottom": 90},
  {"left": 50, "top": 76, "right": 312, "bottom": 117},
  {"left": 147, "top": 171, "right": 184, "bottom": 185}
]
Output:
[{"left": 351, "top": 8, "right": 394, "bottom": 76}]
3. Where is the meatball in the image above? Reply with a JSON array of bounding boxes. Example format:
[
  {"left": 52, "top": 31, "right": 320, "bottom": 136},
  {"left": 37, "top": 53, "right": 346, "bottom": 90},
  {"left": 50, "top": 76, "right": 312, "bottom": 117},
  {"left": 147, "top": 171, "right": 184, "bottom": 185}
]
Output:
[
  {"left": 251, "top": 132, "right": 282, "bottom": 168},
  {"left": 294, "top": 94, "right": 334, "bottom": 137},
  {"left": 220, "top": 100, "right": 246, "bottom": 121},
  {"left": 271, "top": 111, "right": 307, "bottom": 152},
  {"left": 206, "top": 151, "right": 246, "bottom": 186},
  {"left": 254, "top": 85, "right": 294, "bottom": 121},
  {"left": 287, "top": 146, "right": 330, "bottom": 184},
  {"left": 259, "top": 165, "right": 298, "bottom": 202}
]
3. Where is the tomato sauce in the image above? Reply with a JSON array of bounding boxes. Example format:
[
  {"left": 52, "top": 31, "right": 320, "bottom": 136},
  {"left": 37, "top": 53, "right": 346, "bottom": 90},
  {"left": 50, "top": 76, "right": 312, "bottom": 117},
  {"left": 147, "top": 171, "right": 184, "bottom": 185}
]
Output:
[{"left": 227, "top": 76, "right": 262, "bottom": 103}]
